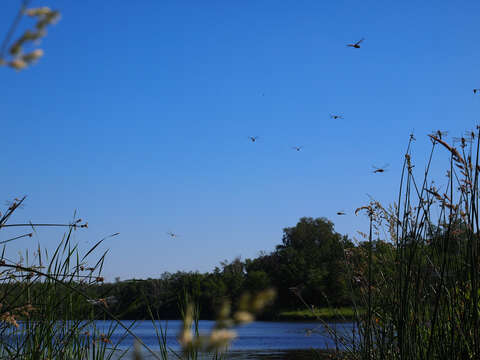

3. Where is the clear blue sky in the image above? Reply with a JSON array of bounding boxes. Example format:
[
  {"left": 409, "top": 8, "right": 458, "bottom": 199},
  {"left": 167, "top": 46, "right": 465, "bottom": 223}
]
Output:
[{"left": 1, "top": 0, "right": 479, "bottom": 280}]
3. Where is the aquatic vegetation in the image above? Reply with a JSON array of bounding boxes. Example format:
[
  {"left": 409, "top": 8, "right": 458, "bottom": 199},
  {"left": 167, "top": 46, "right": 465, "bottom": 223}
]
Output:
[{"left": 346, "top": 129, "right": 480, "bottom": 359}]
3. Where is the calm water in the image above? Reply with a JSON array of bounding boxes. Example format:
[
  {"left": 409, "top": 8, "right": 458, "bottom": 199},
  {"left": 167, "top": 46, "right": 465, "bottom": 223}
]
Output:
[{"left": 94, "top": 320, "right": 355, "bottom": 359}]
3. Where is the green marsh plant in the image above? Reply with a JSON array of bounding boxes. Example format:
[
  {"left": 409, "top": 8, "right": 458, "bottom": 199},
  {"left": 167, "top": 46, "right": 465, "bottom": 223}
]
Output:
[
  {"left": 0, "top": 197, "right": 124, "bottom": 359},
  {"left": 0, "top": 198, "right": 163, "bottom": 360},
  {"left": 346, "top": 129, "right": 480, "bottom": 359}
]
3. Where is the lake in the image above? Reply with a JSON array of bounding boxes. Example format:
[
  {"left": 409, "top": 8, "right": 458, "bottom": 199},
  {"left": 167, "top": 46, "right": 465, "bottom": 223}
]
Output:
[{"left": 95, "top": 320, "right": 356, "bottom": 359}]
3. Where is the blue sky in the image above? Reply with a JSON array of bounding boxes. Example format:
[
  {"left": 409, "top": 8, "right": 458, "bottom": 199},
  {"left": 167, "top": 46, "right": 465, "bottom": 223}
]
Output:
[{"left": 1, "top": 0, "right": 479, "bottom": 280}]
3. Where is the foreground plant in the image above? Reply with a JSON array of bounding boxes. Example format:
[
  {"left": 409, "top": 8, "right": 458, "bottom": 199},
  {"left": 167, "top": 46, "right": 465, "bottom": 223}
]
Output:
[
  {"left": 345, "top": 129, "right": 480, "bottom": 359},
  {"left": 0, "top": 197, "right": 125, "bottom": 359},
  {"left": 0, "top": 1, "right": 60, "bottom": 71},
  {"left": 0, "top": 198, "right": 167, "bottom": 360},
  {"left": 177, "top": 289, "right": 276, "bottom": 359}
]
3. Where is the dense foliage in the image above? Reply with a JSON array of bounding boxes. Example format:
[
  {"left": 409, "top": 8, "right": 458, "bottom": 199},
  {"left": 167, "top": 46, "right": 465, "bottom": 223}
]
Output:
[{"left": 79, "top": 217, "right": 379, "bottom": 320}]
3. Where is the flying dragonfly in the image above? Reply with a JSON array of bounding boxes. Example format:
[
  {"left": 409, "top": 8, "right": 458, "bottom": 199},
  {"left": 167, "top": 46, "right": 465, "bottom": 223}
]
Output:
[
  {"left": 465, "top": 130, "right": 476, "bottom": 140},
  {"left": 347, "top": 38, "right": 364, "bottom": 48},
  {"left": 330, "top": 114, "right": 343, "bottom": 120},
  {"left": 292, "top": 146, "right": 303, "bottom": 152},
  {"left": 248, "top": 136, "right": 259, "bottom": 143},
  {"left": 431, "top": 130, "right": 448, "bottom": 140},
  {"left": 473, "top": 89, "right": 480, "bottom": 94},
  {"left": 337, "top": 211, "right": 346, "bottom": 216},
  {"left": 373, "top": 164, "right": 389, "bottom": 174},
  {"left": 453, "top": 136, "right": 472, "bottom": 148},
  {"left": 166, "top": 231, "right": 179, "bottom": 239}
]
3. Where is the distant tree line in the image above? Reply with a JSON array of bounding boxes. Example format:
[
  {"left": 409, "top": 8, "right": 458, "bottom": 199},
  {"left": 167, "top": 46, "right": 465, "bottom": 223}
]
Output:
[{"left": 83, "top": 217, "right": 389, "bottom": 320}]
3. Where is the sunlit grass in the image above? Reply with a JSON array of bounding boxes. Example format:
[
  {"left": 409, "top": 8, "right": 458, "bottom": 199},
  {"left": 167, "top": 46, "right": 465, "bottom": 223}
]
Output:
[{"left": 279, "top": 307, "right": 361, "bottom": 321}]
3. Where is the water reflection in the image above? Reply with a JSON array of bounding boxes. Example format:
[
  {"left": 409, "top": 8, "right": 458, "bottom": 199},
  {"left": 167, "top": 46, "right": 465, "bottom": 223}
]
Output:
[
  {"left": 130, "top": 349, "right": 337, "bottom": 360},
  {"left": 103, "top": 320, "right": 355, "bottom": 351},
  {"left": 105, "top": 320, "right": 354, "bottom": 359}
]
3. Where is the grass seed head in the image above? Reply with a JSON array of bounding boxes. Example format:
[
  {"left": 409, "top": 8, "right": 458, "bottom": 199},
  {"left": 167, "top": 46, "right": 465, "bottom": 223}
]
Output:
[
  {"left": 25, "top": 7, "right": 52, "bottom": 17},
  {"left": 208, "top": 329, "right": 237, "bottom": 350},
  {"left": 251, "top": 288, "right": 276, "bottom": 312},
  {"left": 22, "top": 49, "right": 44, "bottom": 63},
  {"left": 178, "top": 329, "right": 193, "bottom": 347},
  {"left": 9, "top": 59, "right": 27, "bottom": 71},
  {"left": 233, "top": 310, "right": 254, "bottom": 325},
  {"left": 217, "top": 300, "right": 231, "bottom": 321}
]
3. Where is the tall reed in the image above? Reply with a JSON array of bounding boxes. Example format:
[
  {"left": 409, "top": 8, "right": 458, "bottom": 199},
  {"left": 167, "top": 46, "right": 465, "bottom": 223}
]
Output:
[
  {"left": 344, "top": 130, "right": 480, "bottom": 359},
  {"left": 0, "top": 197, "right": 148, "bottom": 359}
]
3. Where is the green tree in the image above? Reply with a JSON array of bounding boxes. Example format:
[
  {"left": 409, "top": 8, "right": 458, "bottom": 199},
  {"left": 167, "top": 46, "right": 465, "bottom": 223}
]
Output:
[{"left": 274, "top": 217, "right": 351, "bottom": 307}]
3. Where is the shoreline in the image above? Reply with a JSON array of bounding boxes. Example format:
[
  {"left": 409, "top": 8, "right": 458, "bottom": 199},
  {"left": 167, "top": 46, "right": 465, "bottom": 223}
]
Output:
[{"left": 274, "top": 307, "right": 361, "bottom": 322}]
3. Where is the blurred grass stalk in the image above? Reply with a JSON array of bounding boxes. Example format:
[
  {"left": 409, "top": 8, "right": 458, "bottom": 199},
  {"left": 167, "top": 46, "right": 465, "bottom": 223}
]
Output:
[{"left": 173, "top": 289, "right": 275, "bottom": 360}]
